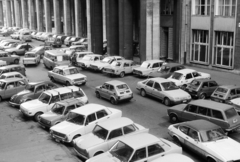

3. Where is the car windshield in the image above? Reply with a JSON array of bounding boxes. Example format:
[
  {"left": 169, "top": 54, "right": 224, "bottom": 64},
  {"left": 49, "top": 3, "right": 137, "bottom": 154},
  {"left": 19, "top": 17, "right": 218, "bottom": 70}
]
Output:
[
  {"left": 159, "top": 65, "right": 170, "bottom": 72},
  {"left": 0, "top": 81, "right": 6, "bottom": 90},
  {"left": 52, "top": 103, "right": 65, "bottom": 115},
  {"left": 38, "top": 93, "right": 51, "bottom": 104},
  {"left": 161, "top": 82, "right": 178, "bottom": 91},
  {"left": 225, "top": 108, "right": 238, "bottom": 119},
  {"left": 56, "top": 55, "right": 69, "bottom": 61},
  {"left": 102, "top": 57, "right": 111, "bottom": 63},
  {"left": 25, "top": 83, "right": 36, "bottom": 91},
  {"left": 202, "top": 128, "right": 227, "bottom": 142},
  {"left": 215, "top": 87, "right": 228, "bottom": 94},
  {"left": 141, "top": 62, "right": 150, "bottom": 68},
  {"left": 92, "top": 125, "right": 109, "bottom": 140},
  {"left": 66, "top": 112, "right": 85, "bottom": 125},
  {"left": 189, "top": 80, "right": 201, "bottom": 89},
  {"left": 171, "top": 72, "right": 183, "bottom": 80},
  {"left": 109, "top": 141, "right": 133, "bottom": 162},
  {"left": 82, "top": 56, "right": 92, "bottom": 61},
  {"left": 111, "top": 61, "right": 121, "bottom": 67},
  {"left": 64, "top": 68, "right": 79, "bottom": 75},
  {"left": 31, "top": 46, "right": 42, "bottom": 52},
  {"left": 116, "top": 84, "right": 129, "bottom": 90},
  {"left": 25, "top": 53, "right": 36, "bottom": 58}
]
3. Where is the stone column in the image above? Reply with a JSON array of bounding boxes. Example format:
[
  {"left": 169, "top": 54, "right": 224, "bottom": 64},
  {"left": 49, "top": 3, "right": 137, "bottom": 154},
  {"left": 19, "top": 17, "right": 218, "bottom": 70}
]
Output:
[
  {"left": 28, "top": 0, "right": 35, "bottom": 30},
  {"left": 53, "top": 0, "right": 61, "bottom": 34},
  {"left": 0, "top": 1, "right": 4, "bottom": 26},
  {"left": 36, "top": 0, "right": 43, "bottom": 31},
  {"left": 6, "top": 0, "right": 12, "bottom": 27},
  {"left": 14, "top": 0, "right": 21, "bottom": 27},
  {"left": 63, "top": 0, "right": 71, "bottom": 36},
  {"left": 21, "top": 0, "right": 28, "bottom": 28},
  {"left": 102, "top": 0, "right": 106, "bottom": 41},
  {"left": 10, "top": 0, "right": 15, "bottom": 26},
  {"left": 75, "top": 0, "right": 81, "bottom": 37},
  {"left": 44, "top": 0, "right": 51, "bottom": 32}
]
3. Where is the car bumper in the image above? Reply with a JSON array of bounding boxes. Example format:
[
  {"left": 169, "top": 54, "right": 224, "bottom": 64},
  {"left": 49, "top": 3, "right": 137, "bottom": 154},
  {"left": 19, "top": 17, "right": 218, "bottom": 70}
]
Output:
[
  {"left": 23, "top": 61, "right": 38, "bottom": 64},
  {"left": 225, "top": 124, "right": 240, "bottom": 132},
  {"left": 72, "top": 81, "right": 86, "bottom": 86},
  {"left": 50, "top": 132, "right": 69, "bottom": 143},
  {"left": 19, "top": 109, "right": 33, "bottom": 117},
  {"left": 38, "top": 120, "right": 52, "bottom": 129},
  {"left": 171, "top": 99, "right": 191, "bottom": 105},
  {"left": 9, "top": 101, "right": 20, "bottom": 107},
  {"left": 133, "top": 71, "right": 147, "bottom": 77}
]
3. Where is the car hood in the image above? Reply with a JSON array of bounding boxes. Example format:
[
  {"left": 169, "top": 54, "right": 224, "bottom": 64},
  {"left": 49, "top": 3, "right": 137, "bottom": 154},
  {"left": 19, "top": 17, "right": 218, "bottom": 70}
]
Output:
[
  {"left": 65, "top": 74, "right": 86, "bottom": 80},
  {"left": 203, "top": 138, "right": 240, "bottom": 161},
  {"left": 75, "top": 133, "right": 104, "bottom": 150},
  {"left": 134, "top": 67, "right": 148, "bottom": 72},
  {"left": 51, "top": 121, "right": 82, "bottom": 134},
  {"left": 21, "top": 99, "right": 45, "bottom": 109},
  {"left": 91, "top": 61, "right": 109, "bottom": 67},
  {"left": 16, "top": 89, "right": 31, "bottom": 96},
  {"left": 41, "top": 112, "right": 61, "bottom": 121},
  {"left": 85, "top": 152, "right": 119, "bottom": 162},
  {"left": 163, "top": 89, "right": 190, "bottom": 98}
]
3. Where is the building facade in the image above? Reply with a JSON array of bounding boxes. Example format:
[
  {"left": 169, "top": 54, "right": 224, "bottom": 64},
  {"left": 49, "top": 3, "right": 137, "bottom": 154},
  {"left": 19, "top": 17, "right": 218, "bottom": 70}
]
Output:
[{"left": 0, "top": 0, "right": 240, "bottom": 71}]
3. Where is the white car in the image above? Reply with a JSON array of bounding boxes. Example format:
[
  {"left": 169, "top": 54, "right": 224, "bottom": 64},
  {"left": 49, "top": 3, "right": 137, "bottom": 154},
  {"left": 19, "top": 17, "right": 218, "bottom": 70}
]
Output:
[
  {"left": 133, "top": 60, "right": 166, "bottom": 77},
  {"left": 229, "top": 97, "right": 240, "bottom": 114},
  {"left": 20, "top": 86, "right": 88, "bottom": 121},
  {"left": 151, "top": 154, "right": 194, "bottom": 162},
  {"left": 23, "top": 52, "right": 41, "bottom": 66},
  {"left": 73, "top": 117, "right": 149, "bottom": 159},
  {"left": 168, "top": 120, "right": 240, "bottom": 162},
  {"left": 89, "top": 56, "right": 124, "bottom": 72},
  {"left": 0, "top": 71, "right": 28, "bottom": 82},
  {"left": 77, "top": 54, "right": 102, "bottom": 69},
  {"left": 167, "top": 69, "right": 211, "bottom": 88},
  {"left": 50, "top": 103, "right": 122, "bottom": 144}
]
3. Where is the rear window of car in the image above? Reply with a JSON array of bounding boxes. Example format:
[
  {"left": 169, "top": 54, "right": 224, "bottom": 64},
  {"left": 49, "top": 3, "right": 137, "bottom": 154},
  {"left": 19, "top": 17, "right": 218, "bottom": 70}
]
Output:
[
  {"left": 215, "top": 87, "right": 228, "bottom": 94},
  {"left": 116, "top": 84, "right": 129, "bottom": 90},
  {"left": 225, "top": 108, "right": 238, "bottom": 119}
]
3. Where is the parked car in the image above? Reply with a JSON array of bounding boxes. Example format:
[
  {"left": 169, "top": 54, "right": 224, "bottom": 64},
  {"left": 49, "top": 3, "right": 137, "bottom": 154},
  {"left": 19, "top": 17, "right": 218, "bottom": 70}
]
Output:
[
  {"left": 70, "top": 51, "right": 93, "bottom": 66},
  {"left": 50, "top": 103, "right": 122, "bottom": 144},
  {"left": 229, "top": 97, "right": 240, "bottom": 114},
  {"left": 10, "top": 32, "right": 20, "bottom": 39},
  {"left": 71, "top": 38, "right": 88, "bottom": 46},
  {"left": 69, "top": 45, "right": 87, "bottom": 52},
  {"left": 0, "top": 71, "right": 28, "bottom": 82},
  {"left": 77, "top": 54, "right": 102, "bottom": 69},
  {"left": 20, "top": 86, "right": 88, "bottom": 121},
  {"left": 32, "top": 32, "right": 43, "bottom": 39},
  {"left": 73, "top": 117, "right": 149, "bottom": 159},
  {"left": 19, "top": 31, "right": 32, "bottom": 42},
  {"left": 95, "top": 80, "right": 133, "bottom": 104},
  {"left": 133, "top": 60, "right": 166, "bottom": 77},
  {"left": 151, "top": 154, "right": 194, "bottom": 162},
  {"left": 57, "top": 35, "right": 67, "bottom": 44},
  {"left": 0, "top": 60, "right": 6, "bottom": 67},
  {"left": 85, "top": 133, "right": 182, "bottom": 162},
  {"left": 65, "top": 37, "right": 81, "bottom": 47},
  {"left": 167, "top": 99, "right": 240, "bottom": 132},
  {"left": 38, "top": 98, "right": 85, "bottom": 129},
  {"left": 137, "top": 78, "right": 191, "bottom": 106},
  {"left": 5, "top": 43, "right": 33, "bottom": 55},
  {"left": 167, "top": 69, "right": 211, "bottom": 89},
  {"left": 211, "top": 85, "right": 240, "bottom": 104},
  {"left": 48, "top": 66, "right": 87, "bottom": 86},
  {"left": 148, "top": 63, "right": 185, "bottom": 79},
  {"left": 89, "top": 56, "right": 124, "bottom": 72},
  {"left": 0, "top": 65, "right": 26, "bottom": 76},
  {"left": 40, "top": 33, "right": 53, "bottom": 42},
  {"left": 102, "top": 60, "right": 139, "bottom": 77},
  {"left": 30, "top": 45, "right": 52, "bottom": 58},
  {"left": 43, "top": 50, "right": 70, "bottom": 70},
  {"left": 1, "top": 29, "right": 14, "bottom": 37},
  {"left": 45, "top": 37, "right": 62, "bottom": 48},
  {"left": 168, "top": 120, "right": 240, "bottom": 162},
  {"left": 185, "top": 79, "right": 219, "bottom": 99},
  {"left": 0, "top": 51, "right": 20, "bottom": 64},
  {"left": 0, "top": 78, "right": 28, "bottom": 102},
  {"left": 23, "top": 52, "right": 41, "bottom": 66},
  {"left": 9, "top": 81, "right": 58, "bottom": 107},
  {"left": 0, "top": 41, "right": 19, "bottom": 50}
]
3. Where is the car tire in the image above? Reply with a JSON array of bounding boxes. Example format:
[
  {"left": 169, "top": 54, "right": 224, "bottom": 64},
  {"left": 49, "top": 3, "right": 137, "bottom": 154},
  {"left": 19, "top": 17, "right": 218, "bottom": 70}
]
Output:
[
  {"left": 110, "top": 97, "right": 117, "bottom": 105},
  {"left": 164, "top": 98, "right": 171, "bottom": 106},
  {"left": 66, "top": 81, "right": 71, "bottom": 86},
  {"left": 140, "top": 89, "right": 146, "bottom": 97},
  {"left": 34, "top": 112, "right": 43, "bottom": 122},
  {"left": 207, "top": 157, "right": 216, "bottom": 162},
  {"left": 120, "top": 72, "right": 125, "bottom": 78},
  {"left": 173, "top": 136, "right": 182, "bottom": 147},
  {"left": 199, "top": 93, "right": 206, "bottom": 99},
  {"left": 96, "top": 92, "right": 101, "bottom": 99},
  {"left": 14, "top": 59, "right": 19, "bottom": 64},
  {"left": 169, "top": 114, "right": 179, "bottom": 123},
  {"left": 94, "top": 152, "right": 103, "bottom": 157}
]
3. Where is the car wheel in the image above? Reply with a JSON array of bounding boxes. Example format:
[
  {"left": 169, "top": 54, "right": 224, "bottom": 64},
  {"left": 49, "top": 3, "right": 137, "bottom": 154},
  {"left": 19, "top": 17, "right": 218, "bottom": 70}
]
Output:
[
  {"left": 34, "top": 112, "right": 43, "bottom": 122},
  {"left": 164, "top": 98, "right": 171, "bottom": 106},
  {"left": 120, "top": 72, "right": 125, "bottom": 78},
  {"left": 94, "top": 152, "right": 103, "bottom": 157},
  {"left": 110, "top": 97, "right": 117, "bottom": 105},
  {"left": 66, "top": 81, "right": 71, "bottom": 86},
  {"left": 173, "top": 136, "right": 182, "bottom": 147},
  {"left": 199, "top": 93, "right": 206, "bottom": 99},
  {"left": 207, "top": 157, "right": 216, "bottom": 162},
  {"left": 169, "top": 114, "right": 179, "bottom": 123},
  {"left": 82, "top": 82, "right": 86, "bottom": 85},
  {"left": 14, "top": 59, "right": 19, "bottom": 64},
  {"left": 96, "top": 92, "right": 101, "bottom": 99},
  {"left": 140, "top": 89, "right": 146, "bottom": 97}
]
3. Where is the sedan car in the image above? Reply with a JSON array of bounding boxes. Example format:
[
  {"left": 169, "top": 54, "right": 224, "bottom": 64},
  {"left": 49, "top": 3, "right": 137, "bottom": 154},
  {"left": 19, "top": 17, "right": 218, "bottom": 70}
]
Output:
[
  {"left": 95, "top": 80, "right": 133, "bottom": 104},
  {"left": 148, "top": 63, "right": 185, "bottom": 78},
  {"left": 30, "top": 46, "right": 52, "bottom": 58},
  {"left": 65, "top": 37, "right": 81, "bottom": 46},
  {"left": 77, "top": 54, "right": 102, "bottom": 69},
  {"left": 9, "top": 81, "right": 58, "bottom": 107},
  {"left": 102, "top": 60, "right": 139, "bottom": 77},
  {"left": 5, "top": 43, "right": 33, "bottom": 55},
  {"left": 85, "top": 133, "right": 182, "bottom": 162},
  {"left": 168, "top": 120, "right": 240, "bottom": 162},
  {"left": 136, "top": 78, "right": 191, "bottom": 106},
  {"left": 23, "top": 52, "right": 41, "bottom": 66},
  {"left": 48, "top": 66, "right": 87, "bottom": 86},
  {"left": 71, "top": 38, "right": 88, "bottom": 45},
  {"left": 0, "top": 51, "right": 20, "bottom": 64},
  {"left": 50, "top": 103, "right": 122, "bottom": 144},
  {"left": 73, "top": 117, "right": 149, "bottom": 159},
  {"left": 167, "top": 69, "right": 211, "bottom": 88}
]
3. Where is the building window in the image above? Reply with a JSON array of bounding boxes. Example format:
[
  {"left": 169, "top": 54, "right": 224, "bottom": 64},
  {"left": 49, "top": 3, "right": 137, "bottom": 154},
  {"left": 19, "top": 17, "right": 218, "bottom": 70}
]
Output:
[
  {"left": 193, "top": 0, "right": 210, "bottom": 16},
  {"left": 161, "top": 0, "right": 174, "bottom": 15},
  {"left": 214, "top": 31, "right": 234, "bottom": 68},
  {"left": 191, "top": 30, "right": 209, "bottom": 63},
  {"left": 216, "top": 0, "right": 236, "bottom": 17}
]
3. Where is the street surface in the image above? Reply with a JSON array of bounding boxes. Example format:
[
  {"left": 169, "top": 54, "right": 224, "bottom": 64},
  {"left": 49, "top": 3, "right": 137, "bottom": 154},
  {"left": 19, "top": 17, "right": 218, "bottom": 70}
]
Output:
[{"left": 0, "top": 39, "right": 240, "bottom": 162}]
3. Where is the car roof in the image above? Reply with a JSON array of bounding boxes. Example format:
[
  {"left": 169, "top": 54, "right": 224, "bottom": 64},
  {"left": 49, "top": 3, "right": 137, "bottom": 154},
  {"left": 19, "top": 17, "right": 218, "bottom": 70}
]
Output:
[
  {"left": 120, "top": 133, "right": 160, "bottom": 149},
  {"left": 75, "top": 51, "right": 93, "bottom": 55},
  {"left": 0, "top": 64, "right": 22, "bottom": 69},
  {"left": 71, "top": 104, "right": 107, "bottom": 115},
  {"left": 45, "top": 50, "right": 66, "bottom": 56},
  {"left": 105, "top": 80, "right": 127, "bottom": 86},
  {"left": 181, "top": 119, "right": 220, "bottom": 131},
  {"left": 175, "top": 68, "right": 196, "bottom": 74},
  {"left": 115, "top": 60, "right": 133, "bottom": 63},
  {"left": 85, "top": 54, "right": 102, "bottom": 57},
  {"left": 56, "top": 98, "right": 82, "bottom": 106},
  {"left": 98, "top": 117, "right": 133, "bottom": 131},
  {"left": 189, "top": 99, "right": 233, "bottom": 111},
  {"left": 0, "top": 77, "right": 24, "bottom": 82},
  {"left": 143, "top": 60, "right": 165, "bottom": 63},
  {"left": 217, "top": 85, "right": 240, "bottom": 89},
  {"left": 44, "top": 86, "right": 80, "bottom": 96},
  {"left": 1, "top": 71, "right": 21, "bottom": 76},
  {"left": 149, "top": 77, "right": 169, "bottom": 83}
]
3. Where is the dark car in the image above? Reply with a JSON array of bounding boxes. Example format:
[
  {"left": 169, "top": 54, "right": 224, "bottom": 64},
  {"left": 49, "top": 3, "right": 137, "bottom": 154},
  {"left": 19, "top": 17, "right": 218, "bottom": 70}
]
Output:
[
  {"left": 185, "top": 79, "right": 219, "bottom": 99},
  {"left": 148, "top": 63, "right": 185, "bottom": 78},
  {"left": 9, "top": 81, "right": 58, "bottom": 107},
  {"left": 45, "top": 37, "right": 62, "bottom": 48},
  {"left": 65, "top": 37, "right": 81, "bottom": 47}
]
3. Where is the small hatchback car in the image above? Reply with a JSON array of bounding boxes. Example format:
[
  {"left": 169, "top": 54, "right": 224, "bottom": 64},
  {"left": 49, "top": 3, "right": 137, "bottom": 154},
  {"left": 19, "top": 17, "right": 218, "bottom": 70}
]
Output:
[
  {"left": 185, "top": 79, "right": 219, "bottom": 99},
  {"left": 95, "top": 80, "right": 133, "bottom": 104},
  {"left": 23, "top": 52, "right": 41, "bottom": 66}
]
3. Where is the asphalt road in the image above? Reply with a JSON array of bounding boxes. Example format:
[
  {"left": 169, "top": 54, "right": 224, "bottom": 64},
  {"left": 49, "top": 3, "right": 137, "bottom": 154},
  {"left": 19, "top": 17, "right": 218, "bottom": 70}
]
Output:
[{"left": 0, "top": 39, "right": 240, "bottom": 162}]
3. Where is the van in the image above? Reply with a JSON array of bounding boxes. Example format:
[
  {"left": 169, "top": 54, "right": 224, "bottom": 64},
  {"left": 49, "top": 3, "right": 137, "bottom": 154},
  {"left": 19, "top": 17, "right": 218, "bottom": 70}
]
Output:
[
  {"left": 167, "top": 99, "right": 240, "bottom": 132},
  {"left": 43, "top": 50, "right": 70, "bottom": 70},
  {"left": 0, "top": 65, "right": 26, "bottom": 76}
]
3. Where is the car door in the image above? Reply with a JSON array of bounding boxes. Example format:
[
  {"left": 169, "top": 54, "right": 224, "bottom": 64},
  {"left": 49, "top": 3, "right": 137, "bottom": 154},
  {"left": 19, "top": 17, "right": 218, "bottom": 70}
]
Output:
[
  {"left": 3, "top": 81, "right": 16, "bottom": 99},
  {"left": 99, "top": 83, "right": 109, "bottom": 99},
  {"left": 107, "top": 85, "right": 116, "bottom": 100},
  {"left": 180, "top": 104, "right": 198, "bottom": 121},
  {"left": 200, "top": 82, "right": 210, "bottom": 96},
  {"left": 144, "top": 80, "right": 154, "bottom": 96},
  {"left": 195, "top": 106, "right": 213, "bottom": 122},
  {"left": 123, "top": 62, "right": 132, "bottom": 74},
  {"left": 55, "top": 70, "right": 64, "bottom": 83},
  {"left": 33, "top": 85, "right": 46, "bottom": 99},
  {"left": 106, "top": 128, "right": 124, "bottom": 150},
  {"left": 151, "top": 82, "right": 163, "bottom": 100},
  {"left": 184, "top": 128, "right": 203, "bottom": 155},
  {"left": 15, "top": 80, "right": 26, "bottom": 93},
  {"left": 129, "top": 147, "right": 147, "bottom": 162},
  {"left": 147, "top": 143, "right": 166, "bottom": 161},
  {"left": 151, "top": 63, "right": 161, "bottom": 73},
  {"left": 84, "top": 113, "right": 98, "bottom": 134},
  {"left": 62, "top": 104, "right": 76, "bottom": 120}
]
